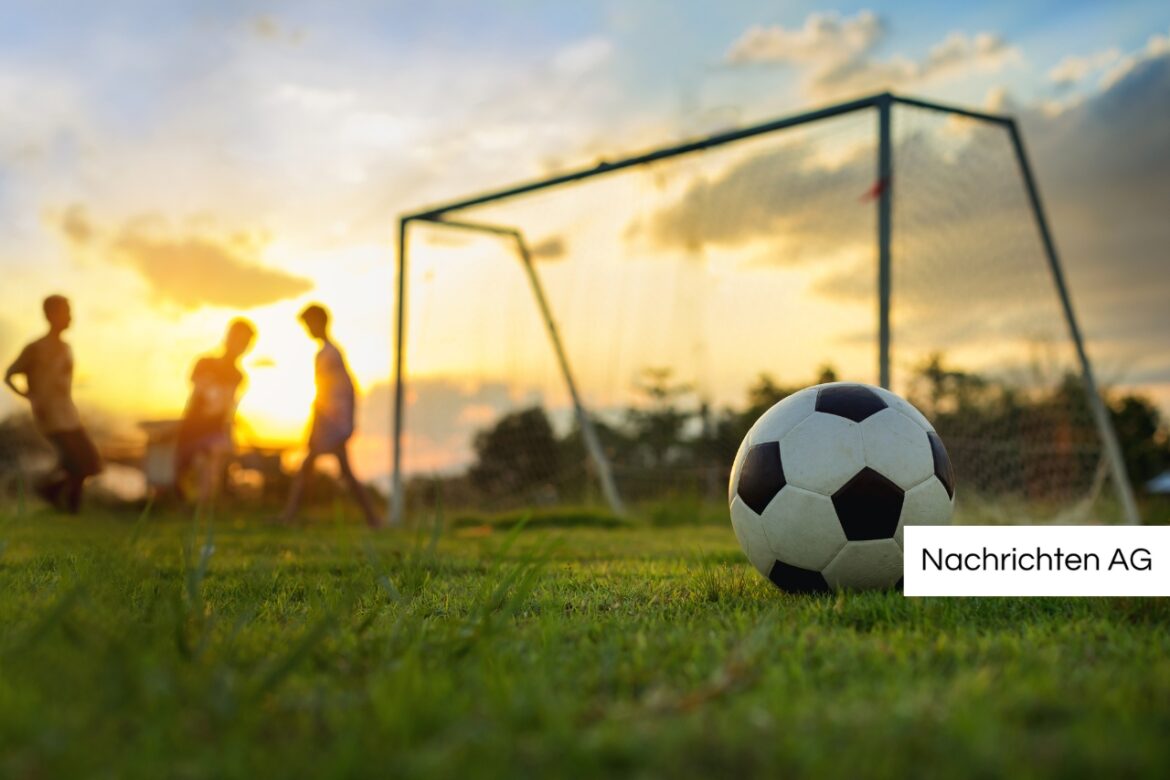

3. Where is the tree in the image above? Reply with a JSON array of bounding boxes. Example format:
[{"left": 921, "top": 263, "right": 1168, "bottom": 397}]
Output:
[
  {"left": 815, "top": 364, "right": 839, "bottom": 384},
  {"left": 469, "top": 406, "right": 561, "bottom": 498},
  {"left": 908, "top": 353, "right": 997, "bottom": 418},
  {"left": 625, "top": 368, "right": 694, "bottom": 469},
  {"left": 1110, "top": 394, "right": 1170, "bottom": 486},
  {"left": 744, "top": 373, "right": 789, "bottom": 419}
]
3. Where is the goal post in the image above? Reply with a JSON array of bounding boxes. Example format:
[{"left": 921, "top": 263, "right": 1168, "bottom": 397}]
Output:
[
  {"left": 1003, "top": 120, "right": 1140, "bottom": 527},
  {"left": 390, "top": 92, "right": 1141, "bottom": 527}
]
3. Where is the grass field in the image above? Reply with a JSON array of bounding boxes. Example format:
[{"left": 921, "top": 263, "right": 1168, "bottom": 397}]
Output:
[{"left": 1, "top": 504, "right": 1169, "bottom": 779}]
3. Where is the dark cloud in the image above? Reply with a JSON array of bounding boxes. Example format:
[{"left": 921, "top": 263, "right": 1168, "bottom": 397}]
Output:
[
  {"left": 632, "top": 123, "right": 1063, "bottom": 357},
  {"left": 1022, "top": 45, "right": 1170, "bottom": 381},
  {"left": 629, "top": 139, "right": 875, "bottom": 261},
  {"left": 529, "top": 236, "right": 566, "bottom": 262},
  {"left": 1027, "top": 49, "right": 1170, "bottom": 276},
  {"left": 52, "top": 207, "right": 314, "bottom": 310}
]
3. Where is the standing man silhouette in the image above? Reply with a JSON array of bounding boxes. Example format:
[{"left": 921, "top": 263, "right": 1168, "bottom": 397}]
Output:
[
  {"left": 174, "top": 319, "right": 256, "bottom": 504},
  {"left": 279, "top": 304, "right": 382, "bottom": 527},
  {"left": 4, "top": 295, "right": 101, "bottom": 513}
]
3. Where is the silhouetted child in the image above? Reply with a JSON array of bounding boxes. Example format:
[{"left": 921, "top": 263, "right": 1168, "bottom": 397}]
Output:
[
  {"left": 279, "top": 304, "right": 382, "bottom": 527},
  {"left": 4, "top": 295, "right": 101, "bottom": 513},
  {"left": 175, "top": 319, "right": 256, "bottom": 504}
]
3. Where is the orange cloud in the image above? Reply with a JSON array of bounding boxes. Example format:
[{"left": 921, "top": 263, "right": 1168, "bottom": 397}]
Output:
[{"left": 53, "top": 206, "right": 313, "bottom": 310}]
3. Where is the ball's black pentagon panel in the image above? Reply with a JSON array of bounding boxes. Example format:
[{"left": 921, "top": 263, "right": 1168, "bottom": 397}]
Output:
[
  {"left": 768, "top": 559, "right": 831, "bottom": 594},
  {"left": 927, "top": 431, "right": 955, "bottom": 498},
  {"left": 736, "top": 442, "right": 786, "bottom": 515},
  {"left": 831, "top": 467, "right": 905, "bottom": 541},
  {"left": 815, "top": 384, "right": 888, "bottom": 423}
]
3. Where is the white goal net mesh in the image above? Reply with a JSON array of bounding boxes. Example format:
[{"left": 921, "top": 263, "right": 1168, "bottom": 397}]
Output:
[{"left": 398, "top": 102, "right": 1122, "bottom": 524}]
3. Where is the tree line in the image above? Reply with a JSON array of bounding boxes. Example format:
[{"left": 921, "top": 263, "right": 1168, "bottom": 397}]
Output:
[{"left": 458, "top": 356, "right": 1170, "bottom": 508}]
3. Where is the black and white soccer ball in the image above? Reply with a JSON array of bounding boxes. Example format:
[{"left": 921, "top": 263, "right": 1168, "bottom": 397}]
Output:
[{"left": 729, "top": 382, "right": 954, "bottom": 593}]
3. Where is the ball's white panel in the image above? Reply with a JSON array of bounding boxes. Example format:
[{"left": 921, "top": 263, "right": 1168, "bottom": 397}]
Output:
[
  {"left": 780, "top": 412, "right": 866, "bottom": 495},
  {"left": 823, "top": 539, "right": 903, "bottom": 590},
  {"left": 748, "top": 386, "right": 817, "bottom": 446},
  {"left": 872, "top": 386, "right": 934, "bottom": 432},
  {"left": 894, "top": 476, "right": 954, "bottom": 547},
  {"left": 860, "top": 408, "right": 935, "bottom": 491},
  {"left": 758, "top": 485, "right": 848, "bottom": 571},
  {"left": 729, "top": 495, "right": 776, "bottom": 576},
  {"left": 728, "top": 434, "right": 751, "bottom": 504}
]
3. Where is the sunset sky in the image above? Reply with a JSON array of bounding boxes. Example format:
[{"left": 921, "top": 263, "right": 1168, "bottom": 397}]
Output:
[{"left": 2, "top": 1, "right": 1168, "bottom": 478}]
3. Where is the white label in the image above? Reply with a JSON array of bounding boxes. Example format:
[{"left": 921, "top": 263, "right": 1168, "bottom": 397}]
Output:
[{"left": 903, "top": 525, "right": 1170, "bottom": 596}]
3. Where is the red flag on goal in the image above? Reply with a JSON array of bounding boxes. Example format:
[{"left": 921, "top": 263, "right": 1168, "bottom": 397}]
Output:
[{"left": 860, "top": 176, "right": 890, "bottom": 202}]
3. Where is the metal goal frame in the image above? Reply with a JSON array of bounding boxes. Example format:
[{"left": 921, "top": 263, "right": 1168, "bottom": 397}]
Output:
[{"left": 391, "top": 92, "right": 1140, "bottom": 527}]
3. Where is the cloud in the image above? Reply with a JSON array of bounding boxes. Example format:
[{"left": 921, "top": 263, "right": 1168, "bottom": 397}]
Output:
[
  {"left": 271, "top": 83, "right": 357, "bottom": 113},
  {"left": 637, "top": 122, "right": 1066, "bottom": 350},
  {"left": 639, "top": 36, "right": 1170, "bottom": 378},
  {"left": 1, "top": 8, "right": 633, "bottom": 265},
  {"left": 1098, "top": 29, "right": 1169, "bottom": 90},
  {"left": 552, "top": 36, "right": 614, "bottom": 75},
  {"left": 52, "top": 206, "right": 314, "bottom": 310},
  {"left": 628, "top": 138, "right": 874, "bottom": 260},
  {"left": 111, "top": 226, "right": 313, "bottom": 310},
  {"left": 59, "top": 203, "right": 95, "bottom": 245},
  {"left": 1048, "top": 48, "right": 1122, "bottom": 87},
  {"left": 250, "top": 15, "right": 305, "bottom": 45},
  {"left": 726, "top": 11, "right": 883, "bottom": 67},
  {"left": 362, "top": 378, "right": 543, "bottom": 473},
  {"left": 1021, "top": 34, "right": 1170, "bottom": 375},
  {"left": 724, "top": 10, "right": 1018, "bottom": 100},
  {"left": 528, "top": 236, "right": 567, "bottom": 261}
]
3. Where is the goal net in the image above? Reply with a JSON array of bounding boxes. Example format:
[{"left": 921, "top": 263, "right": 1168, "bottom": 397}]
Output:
[{"left": 394, "top": 95, "right": 1136, "bottom": 526}]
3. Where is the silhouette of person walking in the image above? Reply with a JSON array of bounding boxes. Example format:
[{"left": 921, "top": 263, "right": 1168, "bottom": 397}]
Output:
[
  {"left": 4, "top": 295, "right": 102, "bottom": 513},
  {"left": 279, "top": 304, "right": 382, "bottom": 527},
  {"left": 174, "top": 319, "right": 255, "bottom": 504}
]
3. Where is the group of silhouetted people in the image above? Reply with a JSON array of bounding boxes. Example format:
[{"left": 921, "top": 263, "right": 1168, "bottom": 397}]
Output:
[{"left": 5, "top": 295, "right": 382, "bottom": 527}]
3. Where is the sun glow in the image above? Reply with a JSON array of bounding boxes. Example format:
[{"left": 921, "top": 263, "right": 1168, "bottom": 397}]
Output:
[{"left": 234, "top": 310, "right": 319, "bottom": 448}]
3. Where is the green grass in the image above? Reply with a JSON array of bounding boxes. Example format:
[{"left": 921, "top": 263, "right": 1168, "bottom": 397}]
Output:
[{"left": 1, "top": 504, "right": 1168, "bottom": 779}]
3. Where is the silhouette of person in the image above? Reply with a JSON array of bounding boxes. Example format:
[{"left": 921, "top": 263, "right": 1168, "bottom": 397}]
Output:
[
  {"left": 4, "top": 295, "right": 102, "bottom": 513},
  {"left": 279, "top": 304, "right": 382, "bottom": 527},
  {"left": 174, "top": 319, "right": 256, "bottom": 504}
]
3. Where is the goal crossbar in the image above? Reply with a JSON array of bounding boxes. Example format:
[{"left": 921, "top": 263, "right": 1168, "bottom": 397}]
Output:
[{"left": 402, "top": 93, "right": 1010, "bottom": 222}]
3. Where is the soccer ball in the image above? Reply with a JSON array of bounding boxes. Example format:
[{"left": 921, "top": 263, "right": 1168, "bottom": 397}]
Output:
[{"left": 729, "top": 382, "right": 954, "bottom": 593}]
